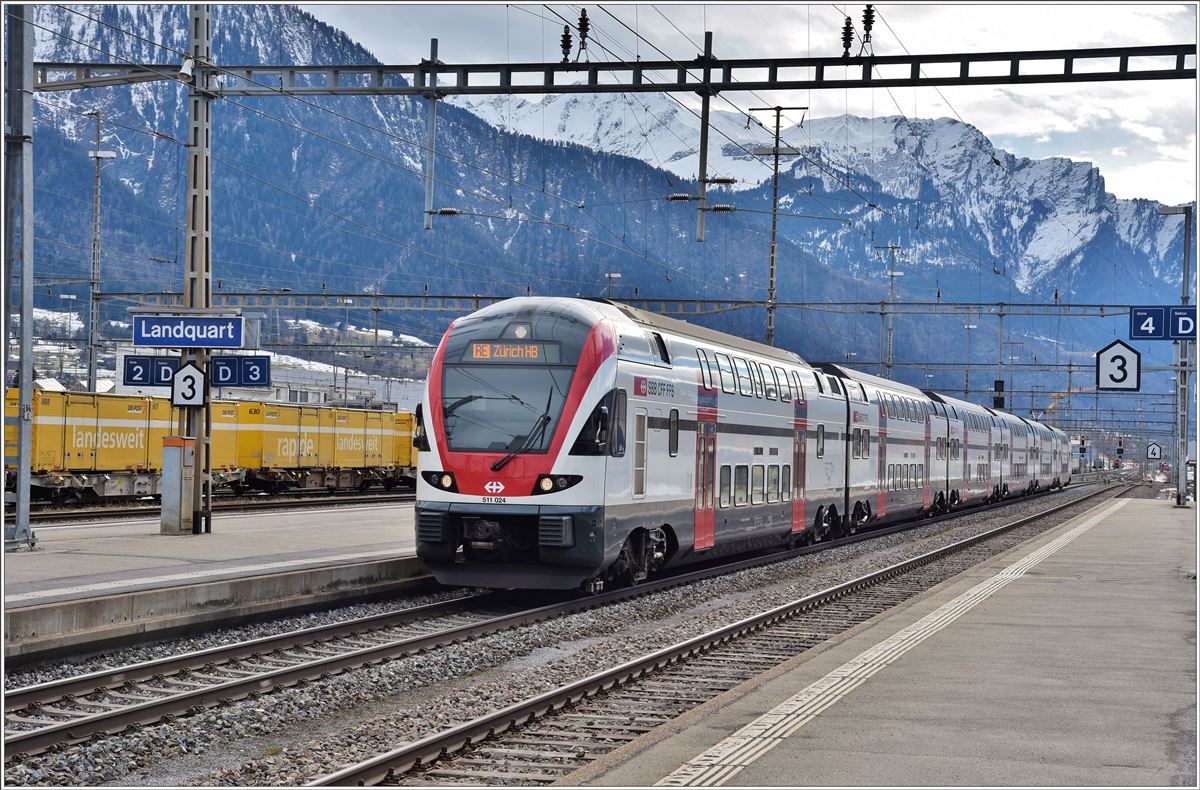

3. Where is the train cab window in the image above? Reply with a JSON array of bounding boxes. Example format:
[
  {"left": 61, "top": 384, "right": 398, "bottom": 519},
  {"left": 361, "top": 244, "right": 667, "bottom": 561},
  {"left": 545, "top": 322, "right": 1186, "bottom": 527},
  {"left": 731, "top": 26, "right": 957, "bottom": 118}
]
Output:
[
  {"left": 719, "top": 465, "right": 732, "bottom": 508},
  {"left": 775, "top": 367, "right": 791, "bottom": 401},
  {"left": 751, "top": 465, "right": 765, "bottom": 505},
  {"left": 696, "top": 349, "right": 713, "bottom": 389},
  {"left": 668, "top": 409, "right": 679, "bottom": 457},
  {"left": 762, "top": 364, "right": 778, "bottom": 400},
  {"left": 816, "top": 424, "right": 826, "bottom": 457},
  {"left": 734, "top": 357, "right": 754, "bottom": 397},
  {"left": 767, "top": 465, "right": 780, "bottom": 503},
  {"left": 863, "top": 429, "right": 870, "bottom": 458},
  {"left": 781, "top": 464, "right": 791, "bottom": 501},
  {"left": 651, "top": 332, "right": 671, "bottom": 364},
  {"left": 610, "top": 389, "right": 627, "bottom": 457},
  {"left": 715, "top": 353, "right": 736, "bottom": 394},
  {"left": 852, "top": 428, "right": 862, "bottom": 458},
  {"left": 734, "top": 465, "right": 749, "bottom": 506}
]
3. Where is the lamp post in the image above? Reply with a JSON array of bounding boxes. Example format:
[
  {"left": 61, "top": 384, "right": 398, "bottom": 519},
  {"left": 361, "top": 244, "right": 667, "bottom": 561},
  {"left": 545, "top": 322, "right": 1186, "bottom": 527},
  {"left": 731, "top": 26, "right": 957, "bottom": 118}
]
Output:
[
  {"left": 963, "top": 323, "right": 978, "bottom": 397},
  {"left": 1156, "top": 203, "right": 1192, "bottom": 506}
]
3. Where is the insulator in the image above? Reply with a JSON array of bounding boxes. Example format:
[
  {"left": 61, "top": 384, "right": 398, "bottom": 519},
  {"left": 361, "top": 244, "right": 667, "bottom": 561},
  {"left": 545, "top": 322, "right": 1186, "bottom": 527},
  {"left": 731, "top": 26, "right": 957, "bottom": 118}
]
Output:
[
  {"left": 862, "top": 5, "right": 875, "bottom": 42},
  {"left": 578, "top": 9, "right": 590, "bottom": 44},
  {"left": 560, "top": 26, "right": 572, "bottom": 64},
  {"left": 841, "top": 17, "right": 853, "bottom": 58}
]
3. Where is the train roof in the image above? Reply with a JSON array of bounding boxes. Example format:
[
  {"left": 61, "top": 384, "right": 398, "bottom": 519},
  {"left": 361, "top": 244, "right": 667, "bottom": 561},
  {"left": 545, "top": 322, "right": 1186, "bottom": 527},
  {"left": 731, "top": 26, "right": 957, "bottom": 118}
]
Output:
[
  {"left": 823, "top": 365, "right": 929, "bottom": 397},
  {"left": 598, "top": 299, "right": 810, "bottom": 367},
  {"left": 923, "top": 390, "right": 994, "bottom": 416}
]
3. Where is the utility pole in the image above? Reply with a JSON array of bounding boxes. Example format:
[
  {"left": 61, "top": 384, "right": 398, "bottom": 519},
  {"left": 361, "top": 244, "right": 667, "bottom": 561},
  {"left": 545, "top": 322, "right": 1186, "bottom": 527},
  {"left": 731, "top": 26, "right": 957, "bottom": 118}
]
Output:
[
  {"left": 875, "top": 244, "right": 902, "bottom": 378},
  {"left": 182, "top": 4, "right": 214, "bottom": 534},
  {"left": 1158, "top": 203, "right": 1193, "bottom": 507},
  {"left": 421, "top": 38, "right": 440, "bottom": 231},
  {"left": 85, "top": 112, "right": 115, "bottom": 391},
  {"left": 5, "top": 5, "right": 37, "bottom": 550},
  {"left": 695, "top": 32, "right": 714, "bottom": 242},
  {"left": 749, "top": 105, "right": 806, "bottom": 346}
]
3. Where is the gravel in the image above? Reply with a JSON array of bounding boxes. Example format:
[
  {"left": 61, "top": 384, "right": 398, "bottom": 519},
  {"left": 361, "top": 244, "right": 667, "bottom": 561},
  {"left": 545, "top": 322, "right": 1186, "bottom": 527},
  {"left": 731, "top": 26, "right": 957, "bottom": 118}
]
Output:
[{"left": 4, "top": 484, "right": 1113, "bottom": 787}]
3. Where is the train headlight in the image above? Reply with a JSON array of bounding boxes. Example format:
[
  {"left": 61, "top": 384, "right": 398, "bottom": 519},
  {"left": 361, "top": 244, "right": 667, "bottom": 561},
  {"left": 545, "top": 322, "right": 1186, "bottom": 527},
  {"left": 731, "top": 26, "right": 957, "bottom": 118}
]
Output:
[
  {"left": 421, "top": 471, "right": 458, "bottom": 493},
  {"left": 531, "top": 474, "right": 583, "bottom": 495}
]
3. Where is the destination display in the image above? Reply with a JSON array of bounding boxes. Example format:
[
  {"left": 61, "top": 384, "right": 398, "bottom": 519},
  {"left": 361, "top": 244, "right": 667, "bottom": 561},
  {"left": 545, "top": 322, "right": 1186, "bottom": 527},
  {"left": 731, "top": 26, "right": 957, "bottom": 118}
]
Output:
[{"left": 463, "top": 341, "right": 561, "bottom": 363}]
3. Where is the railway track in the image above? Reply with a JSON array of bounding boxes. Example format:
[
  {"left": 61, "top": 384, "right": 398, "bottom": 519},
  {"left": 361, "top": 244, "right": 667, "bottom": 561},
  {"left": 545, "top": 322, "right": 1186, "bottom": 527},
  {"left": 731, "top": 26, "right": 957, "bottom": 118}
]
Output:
[
  {"left": 7, "top": 491, "right": 416, "bottom": 523},
  {"left": 309, "top": 481, "right": 1133, "bottom": 787},
  {"left": 2, "top": 481, "right": 1111, "bottom": 764}
]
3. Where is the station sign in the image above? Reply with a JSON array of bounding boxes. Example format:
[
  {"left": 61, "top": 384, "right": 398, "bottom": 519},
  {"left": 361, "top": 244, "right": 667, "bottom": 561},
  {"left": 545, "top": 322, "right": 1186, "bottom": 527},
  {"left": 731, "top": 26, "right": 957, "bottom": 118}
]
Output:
[
  {"left": 1130, "top": 305, "right": 1196, "bottom": 341},
  {"left": 211, "top": 356, "right": 271, "bottom": 388},
  {"left": 132, "top": 315, "right": 244, "bottom": 348},
  {"left": 1095, "top": 339, "right": 1140, "bottom": 391}
]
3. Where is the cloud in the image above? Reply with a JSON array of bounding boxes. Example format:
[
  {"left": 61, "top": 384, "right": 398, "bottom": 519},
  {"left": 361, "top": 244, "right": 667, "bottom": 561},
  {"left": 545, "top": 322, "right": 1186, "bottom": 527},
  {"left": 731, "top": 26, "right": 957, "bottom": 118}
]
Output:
[
  {"left": 1119, "top": 120, "right": 1168, "bottom": 143},
  {"left": 1111, "top": 147, "right": 1127, "bottom": 157}
]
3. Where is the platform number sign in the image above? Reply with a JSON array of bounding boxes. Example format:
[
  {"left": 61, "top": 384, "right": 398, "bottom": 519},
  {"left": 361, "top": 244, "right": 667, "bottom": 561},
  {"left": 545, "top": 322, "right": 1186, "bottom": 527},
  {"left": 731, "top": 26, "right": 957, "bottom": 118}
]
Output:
[
  {"left": 1131, "top": 306, "right": 1196, "bottom": 340},
  {"left": 210, "top": 355, "right": 271, "bottom": 388},
  {"left": 1095, "top": 340, "right": 1141, "bottom": 391},
  {"left": 123, "top": 355, "right": 152, "bottom": 386},
  {"left": 1147, "top": 442, "right": 1162, "bottom": 460},
  {"left": 171, "top": 362, "right": 206, "bottom": 407}
]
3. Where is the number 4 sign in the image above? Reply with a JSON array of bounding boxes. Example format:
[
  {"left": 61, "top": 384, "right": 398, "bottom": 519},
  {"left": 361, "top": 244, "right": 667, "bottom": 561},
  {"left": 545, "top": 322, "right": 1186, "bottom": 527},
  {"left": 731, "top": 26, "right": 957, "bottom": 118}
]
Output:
[{"left": 1096, "top": 340, "right": 1141, "bottom": 391}]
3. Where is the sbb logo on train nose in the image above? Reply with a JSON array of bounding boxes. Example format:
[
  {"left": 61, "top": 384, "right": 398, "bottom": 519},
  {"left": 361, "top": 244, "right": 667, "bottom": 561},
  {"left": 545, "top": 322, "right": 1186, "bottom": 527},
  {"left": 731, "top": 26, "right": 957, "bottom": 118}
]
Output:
[{"left": 484, "top": 481, "right": 505, "bottom": 494}]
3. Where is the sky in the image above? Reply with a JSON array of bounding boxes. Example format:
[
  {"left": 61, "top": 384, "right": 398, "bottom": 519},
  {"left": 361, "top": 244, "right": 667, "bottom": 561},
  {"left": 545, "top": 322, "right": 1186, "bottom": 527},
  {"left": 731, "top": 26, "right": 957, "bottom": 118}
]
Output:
[{"left": 301, "top": 3, "right": 1199, "bottom": 205}]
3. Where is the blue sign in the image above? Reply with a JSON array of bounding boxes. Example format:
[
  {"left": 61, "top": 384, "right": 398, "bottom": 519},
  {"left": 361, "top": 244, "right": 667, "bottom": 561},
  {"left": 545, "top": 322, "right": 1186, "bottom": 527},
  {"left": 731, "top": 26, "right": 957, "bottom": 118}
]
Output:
[
  {"left": 1169, "top": 306, "right": 1196, "bottom": 340},
  {"left": 210, "top": 355, "right": 271, "bottom": 388},
  {"left": 1130, "top": 306, "right": 1166, "bottom": 340},
  {"left": 151, "top": 357, "right": 178, "bottom": 386},
  {"left": 240, "top": 356, "right": 270, "bottom": 387},
  {"left": 1131, "top": 305, "right": 1197, "bottom": 341},
  {"left": 123, "top": 355, "right": 153, "bottom": 386},
  {"left": 211, "top": 357, "right": 239, "bottom": 387},
  {"left": 132, "top": 315, "right": 244, "bottom": 348}
]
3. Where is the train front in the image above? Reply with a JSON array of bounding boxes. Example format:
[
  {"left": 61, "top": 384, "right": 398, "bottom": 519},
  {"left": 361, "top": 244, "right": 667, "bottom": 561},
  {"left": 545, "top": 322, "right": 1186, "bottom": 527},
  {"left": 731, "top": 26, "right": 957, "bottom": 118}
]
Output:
[{"left": 414, "top": 298, "right": 619, "bottom": 590}]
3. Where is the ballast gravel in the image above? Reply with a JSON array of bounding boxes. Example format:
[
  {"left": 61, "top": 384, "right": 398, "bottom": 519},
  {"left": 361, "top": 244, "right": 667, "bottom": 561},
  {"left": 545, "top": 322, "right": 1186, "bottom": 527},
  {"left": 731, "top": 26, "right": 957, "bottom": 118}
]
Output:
[{"left": 4, "top": 485, "right": 1111, "bottom": 787}]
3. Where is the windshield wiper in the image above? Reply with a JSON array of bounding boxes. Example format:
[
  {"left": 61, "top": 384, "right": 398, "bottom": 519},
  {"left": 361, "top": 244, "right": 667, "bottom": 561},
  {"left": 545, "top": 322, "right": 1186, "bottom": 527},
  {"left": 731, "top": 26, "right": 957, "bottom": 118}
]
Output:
[{"left": 491, "top": 388, "right": 554, "bottom": 472}]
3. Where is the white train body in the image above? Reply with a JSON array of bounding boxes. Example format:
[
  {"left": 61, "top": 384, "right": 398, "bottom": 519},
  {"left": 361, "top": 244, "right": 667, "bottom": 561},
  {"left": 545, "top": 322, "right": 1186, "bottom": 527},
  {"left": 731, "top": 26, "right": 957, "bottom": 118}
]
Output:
[{"left": 415, "top": 298, "right": 1071, "bottom": 591}]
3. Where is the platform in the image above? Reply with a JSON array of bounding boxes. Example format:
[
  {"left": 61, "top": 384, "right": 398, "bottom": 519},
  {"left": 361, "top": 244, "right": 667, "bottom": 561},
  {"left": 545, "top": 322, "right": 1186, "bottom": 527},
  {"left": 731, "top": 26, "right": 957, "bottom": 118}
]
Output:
[
  {"left": 569, "top": 497, "right": 1197, "bottom": 787},
  {"left": 3, "top": 503, "right": 423, "bottom": 662}
]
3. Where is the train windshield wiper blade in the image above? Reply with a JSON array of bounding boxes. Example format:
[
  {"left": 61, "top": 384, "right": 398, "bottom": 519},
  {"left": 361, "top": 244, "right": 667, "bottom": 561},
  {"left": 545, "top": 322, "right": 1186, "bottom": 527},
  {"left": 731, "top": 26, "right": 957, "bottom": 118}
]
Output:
[{"left": 491, "top": 412, "right": 551, "bottom": 472}]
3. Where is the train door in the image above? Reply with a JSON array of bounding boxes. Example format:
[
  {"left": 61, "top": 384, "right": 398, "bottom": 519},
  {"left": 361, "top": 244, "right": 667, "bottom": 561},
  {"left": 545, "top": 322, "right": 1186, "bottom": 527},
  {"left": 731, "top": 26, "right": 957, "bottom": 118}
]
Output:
[
  {"left": 632, "top": 408, "right": 648, "bottom": 499},
  {"left": 791, "top": 426, "right": 807, "bottom": 533},
  {"left": 694, "top": 421, "right": 716, "bottom": 550}
]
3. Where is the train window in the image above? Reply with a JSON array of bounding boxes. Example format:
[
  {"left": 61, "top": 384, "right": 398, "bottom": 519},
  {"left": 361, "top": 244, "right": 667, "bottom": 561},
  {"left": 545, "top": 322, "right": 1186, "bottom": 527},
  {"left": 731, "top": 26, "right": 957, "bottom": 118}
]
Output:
[
  {"left": 668, "top": 409, "right": 679, "bottom": 457},
  {"left": 781, "top": 464, "right": 791, "bottom": 501},
  {"left": 751, "top": 465, "right": 765, "bottom": 505},
  {"left": 767, "top": 465, "right": 780, "bottom": 503},
  {"left": 695, "top": 437, "right": 706, "bottom": 509},
  {"left": 651, "top": 332, "right": 671, "bottom": 364},
  {"left": 750, "top": 362, "right": 765, "bottom": 398},
  {"left": 775, "top": 367, "right": 791, "bottom": 401},
  {"left": 791, "top": 370, "right": 805, "bottom": 401},
  {"left": 919, "top": 464, "right": 924, "bottom": 486},
  {"left": 828, "top": 376, "right": 842, "bottom": 396},
  {"left": 697, "top": 349, "right": 713, "bottom": 389},
  {"left": 734, "top": 465, "right": 749, "bottom": 506},
  {"left": 863, "top": 429, "right": 870, "bottom": 459},
  {"left": 707, "top": 439, "right": 716, "bottom": 509},
  {"left": 610, "top": 389, "right": 627, "bottom": 457},
  {"left": 734, "top": 357, "right": 754, "bottom": 397},
  {"left": 810, "top": 370, "right": 825, "bottom": 395},
  {"left": 719, "top": 465, "right": 732, "bottom": 508},
  {"left": 633, "top": 411, "right": 647, "bottom": 497},
  {"left": 906, "top": 399, "right": 916, "bottom": 421},
  {"left": 816, "top": 424, "right": 825, "bottom": 457},
  {"left": 762, "top": 364, "right": 778, "bottom": 400},
  {"left": 715, "top": 353, "right": 736, "bottom": 394},
  {"left": 793, "top": 430, "right": 804, "bottom": 499},
  {"left": 857, "top": 383, "right": 868, "bottom": 402},
  {"left": 851, "top": 428, "right": 861, "bottom": 458}
]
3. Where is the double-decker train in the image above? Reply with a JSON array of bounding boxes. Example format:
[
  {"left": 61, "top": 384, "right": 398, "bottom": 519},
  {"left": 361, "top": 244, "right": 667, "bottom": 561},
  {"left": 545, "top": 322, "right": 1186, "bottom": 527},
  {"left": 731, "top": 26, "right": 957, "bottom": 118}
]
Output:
[{"left": 415, "top": 298, "right": 1071, "bottom": 592}]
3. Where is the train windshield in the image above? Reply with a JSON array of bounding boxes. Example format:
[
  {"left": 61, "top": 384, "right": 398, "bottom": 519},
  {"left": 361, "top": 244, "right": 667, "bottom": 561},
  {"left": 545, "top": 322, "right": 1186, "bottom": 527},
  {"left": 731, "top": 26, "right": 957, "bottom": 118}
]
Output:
[{"left": 441, "top": 365, "right": 573, "bottom": 453}]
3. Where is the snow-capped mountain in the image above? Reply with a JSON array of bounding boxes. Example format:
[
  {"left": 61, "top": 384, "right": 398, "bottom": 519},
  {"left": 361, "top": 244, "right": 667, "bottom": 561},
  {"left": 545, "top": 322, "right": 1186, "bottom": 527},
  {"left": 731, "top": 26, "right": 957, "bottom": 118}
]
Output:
[{"left": 23, "top": 4, "right": 1194, "bottom": 399}]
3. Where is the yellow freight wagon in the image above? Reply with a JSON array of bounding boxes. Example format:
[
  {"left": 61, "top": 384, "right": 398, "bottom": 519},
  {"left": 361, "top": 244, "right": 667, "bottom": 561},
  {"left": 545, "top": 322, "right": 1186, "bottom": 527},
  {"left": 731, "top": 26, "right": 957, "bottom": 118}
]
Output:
[
  {"left": 235, "top": 401, "right": 265, "bottom": 470},
  {"left": 209, "top": 401, "right": 241, "bottom": 470},
  {"left": 333, "top": 408, "right": 367, "bottom": 468},
  {"left": 261, "top": 404, "right": 301, "bottom": 468}
]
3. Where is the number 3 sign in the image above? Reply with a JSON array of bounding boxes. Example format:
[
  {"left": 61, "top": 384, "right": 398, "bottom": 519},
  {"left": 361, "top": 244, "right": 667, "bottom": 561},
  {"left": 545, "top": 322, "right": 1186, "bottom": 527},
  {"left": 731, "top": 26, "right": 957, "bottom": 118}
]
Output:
[{"left": 1096, "top": 340, "right": 1141, "bottom": 391}]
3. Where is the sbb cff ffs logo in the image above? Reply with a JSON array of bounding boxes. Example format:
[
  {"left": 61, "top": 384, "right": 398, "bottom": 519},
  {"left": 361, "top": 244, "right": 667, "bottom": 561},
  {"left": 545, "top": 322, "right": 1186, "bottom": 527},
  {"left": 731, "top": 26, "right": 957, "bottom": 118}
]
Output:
[{"left": 484, "top": 481, "right": 505, "bottom": 494}]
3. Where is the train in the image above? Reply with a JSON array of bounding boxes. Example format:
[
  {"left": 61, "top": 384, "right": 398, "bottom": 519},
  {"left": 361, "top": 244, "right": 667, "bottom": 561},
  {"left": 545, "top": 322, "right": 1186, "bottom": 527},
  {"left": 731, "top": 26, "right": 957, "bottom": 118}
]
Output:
[
  {"left": 4, "top": 389, "right": 417, "bottom": 501},
  {"left": 414, "top": 297, "right": 1072, "bottom": 592}
]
